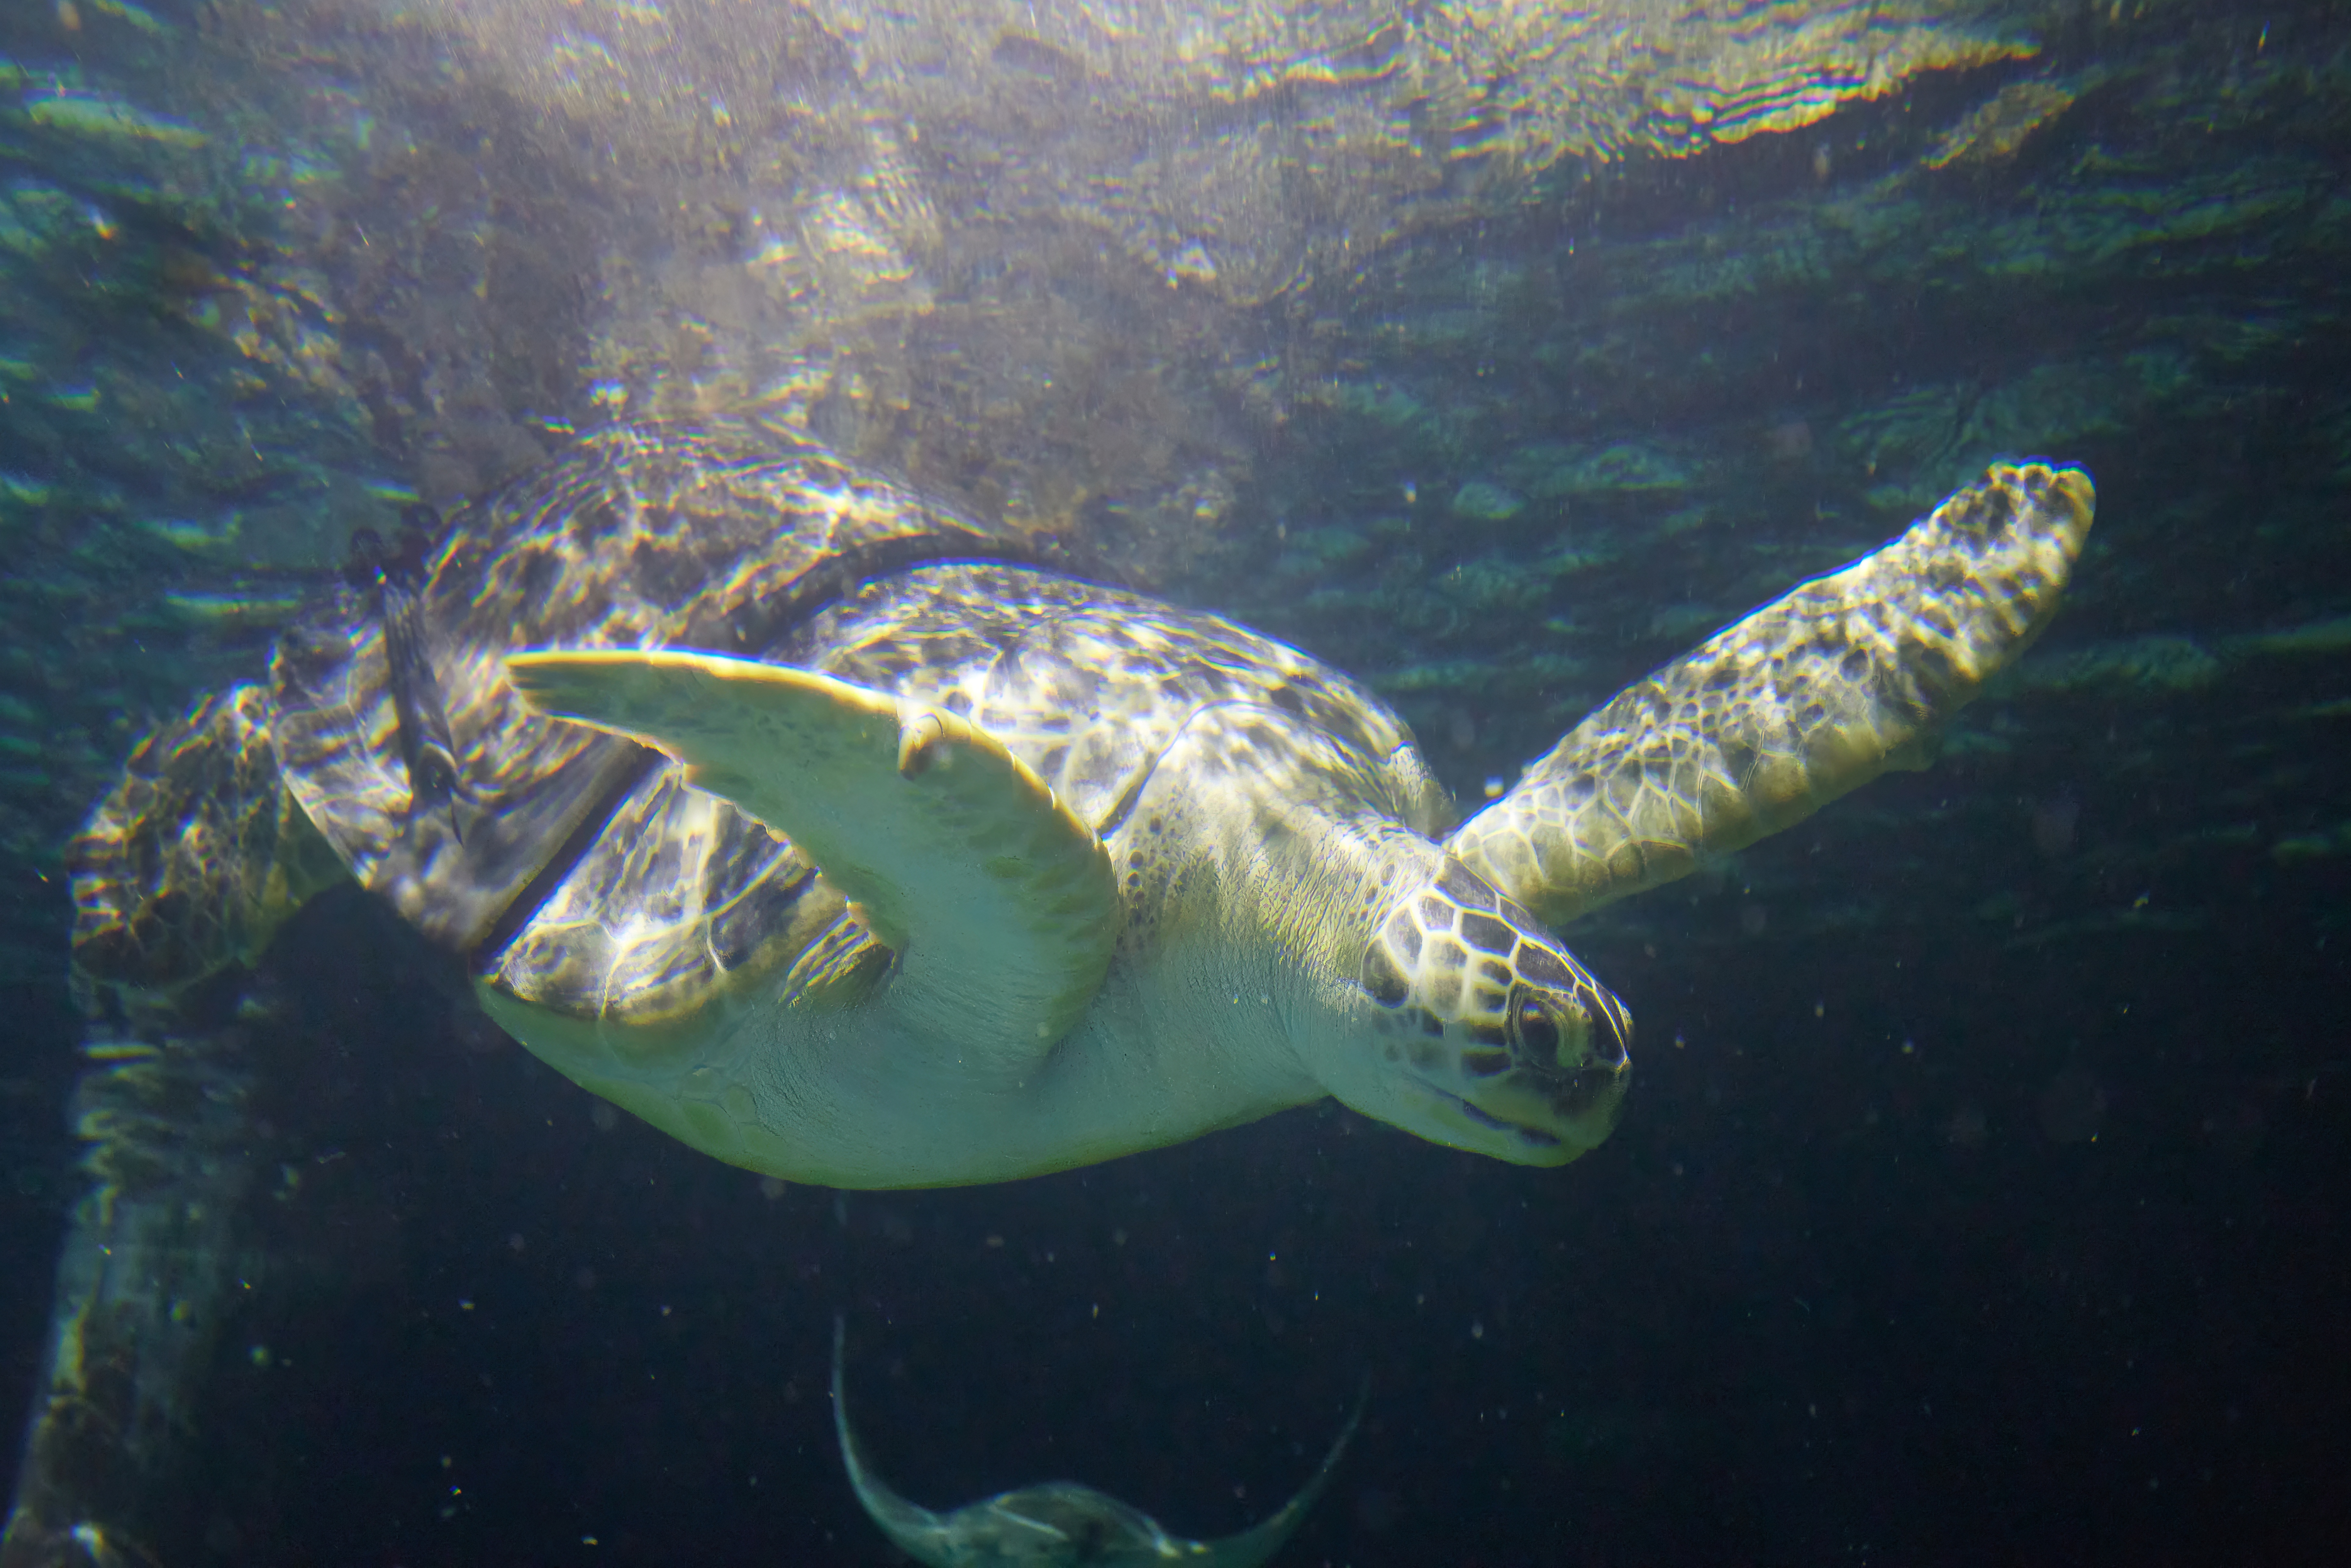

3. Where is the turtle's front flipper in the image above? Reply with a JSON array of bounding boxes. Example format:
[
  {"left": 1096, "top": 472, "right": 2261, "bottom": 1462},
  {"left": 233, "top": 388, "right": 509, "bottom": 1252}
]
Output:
[
  {"left": 507, "top": 651, "right": 1119, "bottom": 1074},
  {"left": 1447, "top": 463, "right": 2094, "bottom": 928}
]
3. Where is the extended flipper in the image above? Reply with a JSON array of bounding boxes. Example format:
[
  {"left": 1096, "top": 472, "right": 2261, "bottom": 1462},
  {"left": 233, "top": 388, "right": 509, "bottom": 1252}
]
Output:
[
  {"left": 506, "top": 651, "right": 1119, "bottom": 1071},
  {"left": 69, "top": 684, "right": 351, "bottom": 998},
  {"left": 832, "top": 1318, "right": 1367, "bottom": 1568},
  {"left": 1447, "top": 463, "right": 2094, "bottom": 927}
]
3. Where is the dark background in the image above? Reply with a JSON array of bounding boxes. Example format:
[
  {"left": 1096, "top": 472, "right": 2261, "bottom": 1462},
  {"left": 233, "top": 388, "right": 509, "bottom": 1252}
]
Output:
[{"left": 9, "top": 779, "right": 2344, "bottom": 1566}]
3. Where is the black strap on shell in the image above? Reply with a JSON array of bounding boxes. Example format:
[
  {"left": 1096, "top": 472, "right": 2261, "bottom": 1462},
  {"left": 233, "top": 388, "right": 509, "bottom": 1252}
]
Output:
[{"left": 347, "top": 508, "right": 469, "bottom": 842}]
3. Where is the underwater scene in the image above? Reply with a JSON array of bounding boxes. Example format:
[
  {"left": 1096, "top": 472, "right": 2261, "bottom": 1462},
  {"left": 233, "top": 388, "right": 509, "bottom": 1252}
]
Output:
[{"left": 1, "top": 0, "right": 2346, "bottom": 1563}]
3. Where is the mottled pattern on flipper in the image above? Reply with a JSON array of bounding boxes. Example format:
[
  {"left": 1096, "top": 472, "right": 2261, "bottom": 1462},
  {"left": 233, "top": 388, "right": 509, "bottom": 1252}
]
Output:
[
  {"left": 69, "top": 684, "right": 347, "bottom": 998},
  {"left": 1448, "top": 463, "right": 2095, "bottom": 928}
]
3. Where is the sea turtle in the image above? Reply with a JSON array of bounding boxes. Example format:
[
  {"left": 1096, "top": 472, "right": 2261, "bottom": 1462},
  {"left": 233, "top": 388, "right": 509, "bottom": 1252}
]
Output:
[
  {"left": 831, "top": 1319, "right": 1366, "bottom": 1567},
  {"left": 15, "top": 421, "right": 2090, "bottom": 1565},
  {"left": 68, "top": 419, "right": 2095, "bottom": 1187}
]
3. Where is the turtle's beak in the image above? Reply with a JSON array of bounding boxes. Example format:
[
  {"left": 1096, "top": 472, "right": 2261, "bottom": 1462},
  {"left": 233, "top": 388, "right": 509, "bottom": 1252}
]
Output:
[
  {"left": 1406, "top": 983, "right": 1632, "bottom": 1164},
  {"left": 1439, "top": 1058, "right": 1628, "bottom": 1163}
]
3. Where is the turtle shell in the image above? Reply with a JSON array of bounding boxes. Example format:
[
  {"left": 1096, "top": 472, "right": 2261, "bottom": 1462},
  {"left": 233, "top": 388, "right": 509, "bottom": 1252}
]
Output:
[
  {"left": 268, "top": 422, "right": 1026, "bottom": 1028},
  {"left": 270, "top": 421, "right": 1450, "bottom": 1057}
]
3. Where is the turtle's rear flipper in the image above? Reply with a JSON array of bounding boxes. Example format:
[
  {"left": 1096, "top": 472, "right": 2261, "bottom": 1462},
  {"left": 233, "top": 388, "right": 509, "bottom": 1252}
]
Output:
[
  {"left": 70, "top": 684, "right": 351, "bottom": 1002},
  {"left": 1447, "top": 462, "right": 2095, "bottom": 928},
  {"left": 507, "top": 650, "right": 1119, "bottom": 1074}
]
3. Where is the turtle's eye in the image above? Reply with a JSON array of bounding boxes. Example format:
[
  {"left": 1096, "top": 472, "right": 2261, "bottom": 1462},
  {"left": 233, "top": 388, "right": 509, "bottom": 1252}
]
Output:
[{"left": 1506, "top": 988, "right": 1584, "bottom": 1071}]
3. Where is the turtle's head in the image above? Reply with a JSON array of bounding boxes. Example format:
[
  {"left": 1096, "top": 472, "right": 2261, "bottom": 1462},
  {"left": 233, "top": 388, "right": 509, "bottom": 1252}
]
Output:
[{"left": 1317, "top": 852, "right": 1631, "bottom": 1165}]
